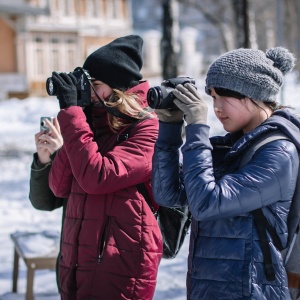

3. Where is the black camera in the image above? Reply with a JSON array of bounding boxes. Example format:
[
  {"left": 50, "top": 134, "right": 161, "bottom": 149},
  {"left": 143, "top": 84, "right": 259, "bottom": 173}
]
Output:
[
  {"left": 147, "top": 77, "right": 195, "bottom": 109},
  {"left": 46, "top": 67, "right": 92, "bottom": 107}
]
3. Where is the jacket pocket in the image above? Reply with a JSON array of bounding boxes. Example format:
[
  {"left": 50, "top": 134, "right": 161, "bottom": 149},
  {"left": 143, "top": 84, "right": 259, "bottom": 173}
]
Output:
[
  {"left": 97, "top": 217, "right": 142, "bottom": 277},
  {"left": 97, "top": 217, "right": 111, "bottom": 263}
]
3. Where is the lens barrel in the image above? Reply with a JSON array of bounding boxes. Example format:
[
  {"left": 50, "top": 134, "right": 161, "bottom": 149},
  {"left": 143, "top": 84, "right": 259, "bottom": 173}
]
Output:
[
  {"left": 46, "top": 77, "right": 57, "bottom": 96},
  {"left": 147, "top": 86, "right": 176, "bottom": 109},
  {"left": 147, "top": 87, "right": 163, "bottom": 109}
]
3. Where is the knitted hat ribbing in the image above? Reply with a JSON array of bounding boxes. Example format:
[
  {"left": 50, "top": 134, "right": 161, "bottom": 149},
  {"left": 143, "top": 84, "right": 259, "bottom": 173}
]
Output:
[
  {"left": 205, "top": 47, "right": 296, "bottom": 102},
  {"left": 83, "top": 35, "right": 143, "bottom": 90}
]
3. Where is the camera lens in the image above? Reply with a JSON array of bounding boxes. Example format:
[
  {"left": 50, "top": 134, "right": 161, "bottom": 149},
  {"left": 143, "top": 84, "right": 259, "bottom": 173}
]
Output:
[
  {"left": 147, "top": 87, "right": 163, "bottom": 109},
  {"left": 46, "top": 77, "right": 57, "bottom": 96},
  {"left": 147, "top": 86, "right": 176, "bottom": 109}
]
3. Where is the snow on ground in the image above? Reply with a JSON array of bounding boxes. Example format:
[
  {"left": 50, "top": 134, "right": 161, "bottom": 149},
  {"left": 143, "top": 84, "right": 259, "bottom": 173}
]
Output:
[{"left": 0, "top": 73, "right": 299, "bottom": 299}]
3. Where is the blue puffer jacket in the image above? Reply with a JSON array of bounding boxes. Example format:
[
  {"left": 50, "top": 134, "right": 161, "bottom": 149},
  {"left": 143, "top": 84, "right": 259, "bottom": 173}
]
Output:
[{"left": 152, "top": 109, "right": 300, "bottom": 300}]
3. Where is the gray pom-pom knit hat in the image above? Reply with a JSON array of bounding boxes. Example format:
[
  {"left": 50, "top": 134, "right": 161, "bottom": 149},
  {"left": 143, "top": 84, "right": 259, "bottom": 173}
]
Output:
[{"left": 205, "top": 47, "right": 296, "bottom": 102}]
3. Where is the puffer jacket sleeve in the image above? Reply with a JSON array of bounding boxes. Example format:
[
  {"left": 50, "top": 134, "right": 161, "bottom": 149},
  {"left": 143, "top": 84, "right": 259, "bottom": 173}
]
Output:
[
  {"left": 54, "top": 106, "right": 158, "bottom": 194},
  {"left": 152, "top": 121, "right": 188, "bottom": 207},
  {"left": 29, "top": 152, "right": 64, "bottom": 211},
  {"left": 182, "top": 123, "right": 299, "bottom": 222},
  {"left": 49, "top": 144, "right": 73, "bottom": 198}
]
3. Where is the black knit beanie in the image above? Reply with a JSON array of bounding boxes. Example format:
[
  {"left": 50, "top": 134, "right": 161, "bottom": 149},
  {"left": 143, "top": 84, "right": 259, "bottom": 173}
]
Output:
[{"left": 83, "top": 35, "right": 143, "bottom": 90}]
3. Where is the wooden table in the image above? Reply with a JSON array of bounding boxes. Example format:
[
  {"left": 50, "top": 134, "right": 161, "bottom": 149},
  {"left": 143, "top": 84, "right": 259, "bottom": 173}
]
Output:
[{"left": 10, "top": 231, "right": 60, "bottom": 300}]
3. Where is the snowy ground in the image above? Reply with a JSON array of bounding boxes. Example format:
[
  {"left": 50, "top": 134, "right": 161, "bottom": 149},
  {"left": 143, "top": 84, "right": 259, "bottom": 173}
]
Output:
[{"left": 0, "top": 73, "right": 299, "bottom": 299}]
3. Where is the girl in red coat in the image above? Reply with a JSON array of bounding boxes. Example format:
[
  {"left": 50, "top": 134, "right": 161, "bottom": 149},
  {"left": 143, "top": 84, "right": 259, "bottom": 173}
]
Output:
[{"left": 48, "top": 35, "right": 163, "bottom": 300}]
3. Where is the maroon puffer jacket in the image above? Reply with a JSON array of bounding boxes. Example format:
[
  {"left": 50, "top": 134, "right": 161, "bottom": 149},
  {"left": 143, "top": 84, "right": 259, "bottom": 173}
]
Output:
[{"left": 49, "top": 81, "right": 163, "bottom": 300}]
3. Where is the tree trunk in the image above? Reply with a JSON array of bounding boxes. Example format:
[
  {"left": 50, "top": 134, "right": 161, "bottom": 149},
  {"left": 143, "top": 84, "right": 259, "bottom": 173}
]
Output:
[
  {"left": 161, "top": 0, "right": 179, "bottom": 79},
  {"left": 232, "top": 0, "right": 251, "bottom": 48}
]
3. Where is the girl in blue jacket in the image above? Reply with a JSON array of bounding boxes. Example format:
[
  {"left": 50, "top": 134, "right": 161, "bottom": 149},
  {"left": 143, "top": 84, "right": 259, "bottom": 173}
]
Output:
[{"left": 152, "top": 47, "right": 300, "bottom": 299}]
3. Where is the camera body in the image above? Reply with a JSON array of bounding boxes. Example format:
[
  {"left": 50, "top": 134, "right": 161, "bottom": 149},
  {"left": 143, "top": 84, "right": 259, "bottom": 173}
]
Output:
[
  {"left": 40, "top": 117, "right": 54, "bottom": 133},
  {"left": 46, "top": 67, "right": 92, "bottom": 107},
  {"left": 147, "top": 77, "right": 195, "bottom": 109}
]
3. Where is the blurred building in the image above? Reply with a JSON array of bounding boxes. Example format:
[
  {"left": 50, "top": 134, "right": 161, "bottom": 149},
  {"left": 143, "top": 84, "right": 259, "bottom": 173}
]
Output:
[
  {"left": 0, "top": 0, "right": 210, "bottom": 100},
  {"left": 0, "top": 0, "right": 132, "bottom": 99}
]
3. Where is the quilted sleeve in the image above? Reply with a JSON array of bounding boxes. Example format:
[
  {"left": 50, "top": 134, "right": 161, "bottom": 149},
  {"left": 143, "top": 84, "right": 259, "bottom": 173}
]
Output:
[
  {"left": 49, "top": 145, "right": 73, "bottom": 198},
  {"left": 152, "top": 121, "right": 188, "bottom": 207},
  {"left": 56, "top": 106, "right": 158, "bottom": 194},
  {"left": 182, "top": 123, "right": 299, "bottom": 222},
  {"left": 29, "top": 153, "right": 64, "bottom": 211}
]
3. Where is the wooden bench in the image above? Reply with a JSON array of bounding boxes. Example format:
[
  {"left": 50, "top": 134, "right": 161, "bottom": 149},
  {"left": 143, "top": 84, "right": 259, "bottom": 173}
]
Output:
[{"left": 10, "top": 231, "right": 60, "bottom": 300}]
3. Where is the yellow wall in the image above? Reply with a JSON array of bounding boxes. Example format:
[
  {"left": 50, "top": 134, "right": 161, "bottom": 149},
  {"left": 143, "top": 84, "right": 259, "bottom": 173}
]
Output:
[{"left": 0, "top": 18, "right": 16, "bottom": 72}]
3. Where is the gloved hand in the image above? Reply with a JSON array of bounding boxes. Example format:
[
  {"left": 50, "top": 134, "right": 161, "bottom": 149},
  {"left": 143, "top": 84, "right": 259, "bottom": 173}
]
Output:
[
  {"left": 154, "top": 108, "right": 184, "bottom": 123},
  {"left": 173, "top": 83, "right": 207, "bottom": 125},
  {"left": 51, "top": 72, "right": 78, "bottom": 109}
]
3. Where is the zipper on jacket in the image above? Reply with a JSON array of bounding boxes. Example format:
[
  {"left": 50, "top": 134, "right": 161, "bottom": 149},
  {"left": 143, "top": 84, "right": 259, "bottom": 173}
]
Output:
[{"left": 98, "top": 218, "right": 111, "bottom": 263}]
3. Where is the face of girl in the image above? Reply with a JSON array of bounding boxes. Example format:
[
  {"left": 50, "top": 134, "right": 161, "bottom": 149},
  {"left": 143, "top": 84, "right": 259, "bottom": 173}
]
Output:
[
  {"left": 90, "top": 79, "right": 113, "bottom": 103},
  {"left": 210, "top": 88, "right": 269, "bottom": 133}
]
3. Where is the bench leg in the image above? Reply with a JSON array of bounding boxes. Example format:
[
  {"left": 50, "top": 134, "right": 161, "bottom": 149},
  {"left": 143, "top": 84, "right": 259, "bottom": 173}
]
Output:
[
  {"left": 12, "top": 247, "right": 19, "bottom": 292},
  {"left": 26, "top": 266, "right": 35, "bottom": 300}
]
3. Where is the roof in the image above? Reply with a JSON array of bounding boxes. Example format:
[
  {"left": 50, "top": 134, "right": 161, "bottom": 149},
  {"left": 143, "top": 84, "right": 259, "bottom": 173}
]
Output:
[{"left": 0, "top": 1, "right": 49, "bottom": 16}]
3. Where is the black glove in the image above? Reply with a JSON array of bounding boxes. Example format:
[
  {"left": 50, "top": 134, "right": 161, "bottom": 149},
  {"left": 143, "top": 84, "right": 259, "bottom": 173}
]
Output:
[{"left": 51, "top": 72, "right": 78, "bottom": 109}]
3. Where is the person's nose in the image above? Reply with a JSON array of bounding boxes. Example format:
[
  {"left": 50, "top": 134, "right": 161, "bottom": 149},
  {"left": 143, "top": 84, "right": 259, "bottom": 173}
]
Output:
[{"left": 213, "top": 98, "right": 222, "bottom": 114}]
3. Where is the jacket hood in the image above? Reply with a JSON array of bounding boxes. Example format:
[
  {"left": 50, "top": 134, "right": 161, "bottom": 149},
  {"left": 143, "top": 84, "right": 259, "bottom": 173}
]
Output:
[
  {"left": 265, "top": 109, "right": 300, "bottom": 149},
  {"left": 127, "top": 80, "right": 150, "bottom": 109}
]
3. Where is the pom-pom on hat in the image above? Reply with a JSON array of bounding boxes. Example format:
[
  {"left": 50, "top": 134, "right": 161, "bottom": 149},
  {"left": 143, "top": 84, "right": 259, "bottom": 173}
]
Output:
[
  {"left": 205, "top": 47, "right": 296, "bottom": 102},
  {"left": 83, "top": 35, "right": 143, "bottom": 90}
]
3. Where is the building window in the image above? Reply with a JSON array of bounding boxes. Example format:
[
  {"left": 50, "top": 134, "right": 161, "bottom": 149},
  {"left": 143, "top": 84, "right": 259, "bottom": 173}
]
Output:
[
  {"left": 99, "top": 0, "right": 104, "bottom": 17},
  {"left": 120, "top": 0, "right": 127, "bottom": 18},
  {"left": 112, "top": 0, "right": 118, "bottom": 18},
  {"left": 51, "top": 49, "right": 59, "bottom": 71},
  {"left": 67, "top": 38, "right": 75, "bottom": 44},
  {"left": 36, "top": 49, "right": 44, "bottom": 76},
  {"left": 35, "top": 37, "right": 43, "bottom": 43},
  {"left": 66, "top": 0, "right": 75, "bottom": 16},
  {"left": 67, "top": 49, "right": 75, "bottom": 70},
  {"left": 50, "top": 36, "right": 60, "bottom": 71},
  {"left": 58, "top": 0, "right": 75, "bottom": 16},
  {"left": 51, "top": 37, "right": 59, "bottom": 44},
  {"left": 86, "top": 0, "right": 98, "bottom": 17},
  {"left": 31, "top": 32, "right": 79, "bottom": 80},
  {"left": 36, "top": 0, "right": 47, "bottom": 7},
  {"left": 105, "top": 0, "right": 123, "bottom": 19}
]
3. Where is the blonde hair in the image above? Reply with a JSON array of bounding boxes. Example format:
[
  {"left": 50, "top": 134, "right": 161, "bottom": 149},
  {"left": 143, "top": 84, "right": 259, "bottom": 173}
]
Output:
[{"left": 105, "top": 89, "right": 149, "bottom": 132}]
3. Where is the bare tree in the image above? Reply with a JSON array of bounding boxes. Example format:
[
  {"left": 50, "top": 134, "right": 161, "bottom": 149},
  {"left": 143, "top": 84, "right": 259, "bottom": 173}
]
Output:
[
  {"left": 283, "top": 0, "right": 300, "bottom": 78},
  {"left": 166, "top": 0, "right": 298, "bottom": 74},
  {"left": 232, "top": 0, "right": 257, "bottom": 48},
  {"left": 161, "top": 0, "right": 180, "bottom": 79},
  {"left": 253, "top": 0, "right": 276, "bottom": 49},
  {"left": 283, "top": 0, "right": 298, "bottom": 51},
  {"left": 177, "top": 0, "right": 235, "bottom": 52}
]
